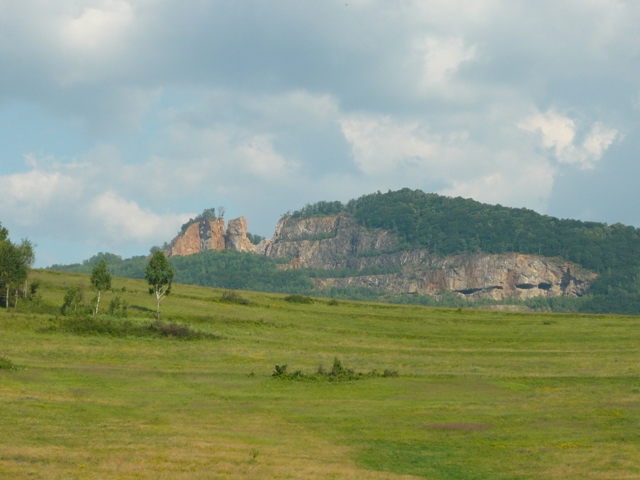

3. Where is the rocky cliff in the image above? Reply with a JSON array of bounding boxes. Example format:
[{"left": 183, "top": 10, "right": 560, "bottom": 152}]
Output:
[
  {"left": 168, "top": 216, "right": 267, "bottom": 257},
  {"left": 167, "top": 213, "right": 597, "bottom": 300},
  {"left": 264, "top": 215, "right": 596, "bottom": 301}
]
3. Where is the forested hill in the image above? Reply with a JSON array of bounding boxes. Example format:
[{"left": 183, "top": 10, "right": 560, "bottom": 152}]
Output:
[
  {"left": 290, "top": 189, "right": 640, "bottom": 312},
  {"left": 292, "top": 189, "right": 640, "bottom": 273}
]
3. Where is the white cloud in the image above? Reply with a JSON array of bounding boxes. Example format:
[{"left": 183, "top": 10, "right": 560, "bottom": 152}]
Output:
[
  {"left": 0, "top": 156, "right": 191, "bottom": 248},
  {"left": 340, "top": 116, "right": 436, "bottom": 175},
  {"left": 339, "top": 111, "right": 557, "bottom": 211},
  {"left": 60, "top": 1, "right": 134, "bottom": 52},
  {"left": 417, "top": 37, "right": 476, "bottom": 93},
  {"left": 518, "top": 110, "right": 619, "bottom": 169},
  {"left": 91, "top": 191, "right": 188, "bottom": 243}
]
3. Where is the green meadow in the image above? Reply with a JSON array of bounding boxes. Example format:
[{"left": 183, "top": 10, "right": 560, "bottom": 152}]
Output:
[{"left": 1, "top": 270, "right": 639, "bottom": 479}]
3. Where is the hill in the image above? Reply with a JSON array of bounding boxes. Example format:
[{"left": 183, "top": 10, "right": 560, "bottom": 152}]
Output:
[
  {"left": 2, "top": 269, "right": 640, "bottom": 479},
  {"left": 49, "top": 189, "right": 640, "bottom": 314}
]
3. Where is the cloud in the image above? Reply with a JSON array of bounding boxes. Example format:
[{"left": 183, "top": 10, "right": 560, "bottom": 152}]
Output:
[
  {"left": 518, "top": 110, "right": 619, "bottom": 169},
  {"left": 91, "top": 191, "right": 188, "bottom": 244},
  {"left": 0, "top": 156, "right": 191, "bottom": 250},
  {"left": 340, "top": 116, "right": 437, "bottom": 175},
  {"left": 415, "top": 36, "right": 476, "bottom": 96},
  {"left": 0, "top": 0, "right": 638, "bottom": 265}
]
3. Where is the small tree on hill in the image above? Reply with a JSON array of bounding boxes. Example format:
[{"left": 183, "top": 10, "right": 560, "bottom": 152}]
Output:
[
  {"left": 145, "top": 251, "right": 174, "bottom": 321},
  {"left": 90, "top": 259, "right": 112, "bottom": 315}
]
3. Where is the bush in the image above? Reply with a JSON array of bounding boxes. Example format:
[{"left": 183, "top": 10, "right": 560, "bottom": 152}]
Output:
[
  {"left": 60, "top": 286, "right": 89, "bottom": 316},
  {"left": 108, "top": 296, "right": 129, "bottom": 317},
  {"left": 220, "top": 291, "right": 250, "bottom": 305},
  {"left": 272, "top": 358, "right": 398, "bottom": 382},
  {"left": 29, "top": 280, "right": 40, "bottom": 296},
  {"left": 0, "top": 356, "right": 21, "bottom": 370},
  {"left": 284, "top": 294, "right": 313, "bottom": 304},
  {"left": 41, "top": 317, "right": 219, "bottom": 340}
]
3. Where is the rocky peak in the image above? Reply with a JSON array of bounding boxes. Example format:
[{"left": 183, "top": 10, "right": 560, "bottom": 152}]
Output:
[{"left": 168, "top": 216, "right": 266, "bottom": 257}]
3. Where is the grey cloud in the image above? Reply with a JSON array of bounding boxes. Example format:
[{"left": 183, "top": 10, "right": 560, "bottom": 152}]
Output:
[{"left": 1, "top": 0, "right": 640, "bottom": 265}]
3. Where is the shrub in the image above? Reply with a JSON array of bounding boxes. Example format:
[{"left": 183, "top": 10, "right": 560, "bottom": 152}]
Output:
[
  {"left": 0, "top": 356, "right": 21, "bottom": 370},
  {"left": 29, "top": 280, "right": 40, "bottom": 296},
  {"left": 272, "top": 358, "right": 399, "bottom": 382},
  {"left": 221, "top": 291, "right": 250, "bottom": 305},
  {"left": 284, "top": 294, "right": 313, "bottom": 304},
  {"left": 41, "top": 317, "right": 219, "bottom": 340},
  {"left": 60, "top": 286, "right": 89, "bottom": 316},
  {"left": 108, "top": 296, "right": 128, "bottom": 317},
  {"left": 327, "top": 299, "right": 339, "bottom": 306}
]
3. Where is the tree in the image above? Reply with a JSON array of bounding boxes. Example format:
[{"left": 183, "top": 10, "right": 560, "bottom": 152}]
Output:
[
  {"left": 0, "top": 237, "right": 33, "bottom": 309},
  {"left": 145, "top": 251, "right": 174, "bottom": 321},
  {"left": 61, "top": 286, "right": 85, "bottom": 316},
  {"left": 90, "top": 259, "right": 112, "bottom": 315},
  {"left": 18, "top": 239, "right": 35, "bottom": 301}
]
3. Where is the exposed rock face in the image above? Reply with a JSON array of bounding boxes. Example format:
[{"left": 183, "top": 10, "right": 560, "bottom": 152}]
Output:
[
  {"left": 168, "top": 212, "right": 597, "bottom": 300},
  {"left": 169, "top": 219, "right": 226, "bottom": 256},
  {"left": 265, "top": 215, "right": 397, "bottom": 269},
  {"left": 265, "top": 215, "right": 596, "bottom": 300},
  {"left": 312, "top": 253, "right": 595, "bottom": 300},
  {"left": 226, "top": 217, "right": 259, "bottom": 253},
  {"left": 169, "top": 216, "right": 264, "bottom": 257}
]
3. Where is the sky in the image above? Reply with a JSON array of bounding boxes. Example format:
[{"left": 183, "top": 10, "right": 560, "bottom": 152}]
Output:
[{"left": 0, "top": 0, "right": 639, "bottom": 267}]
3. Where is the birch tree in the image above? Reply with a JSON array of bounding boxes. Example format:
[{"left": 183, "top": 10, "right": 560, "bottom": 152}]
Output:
[
  {"left": 90, "top": 259, "right": 112, "bottom": 315},
  {"left": 0, "top": 236, "right": 33, "bottom": 309},
  {"left": 145, "top": 251, "right": 174, "bottom": 321}
]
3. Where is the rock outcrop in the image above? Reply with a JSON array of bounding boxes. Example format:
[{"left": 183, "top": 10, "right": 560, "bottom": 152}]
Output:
[
  {"left": 312, "top": 253, "right": 594, "bottom": 301},
  {"left": 168, "top": 212, "right": 597, "bottom": 301},
  {"left": 168, "top": 216, "right": 263, "bottom": 257},
  {"left": 170, "top": 218, "right": 226, "bottom": 257},
  {"left": 264, "top": 215, "right": 596, "bottom": 301}
]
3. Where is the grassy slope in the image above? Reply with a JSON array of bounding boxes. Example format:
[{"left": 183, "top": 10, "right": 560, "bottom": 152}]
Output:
[{"left": 1, "top": 270, "right": 639, "bottom": 479}]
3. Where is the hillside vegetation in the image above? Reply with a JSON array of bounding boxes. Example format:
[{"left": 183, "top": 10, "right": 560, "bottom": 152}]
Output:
[
  {"left": 1, "top": 269, "right": 639, "bottom": 479},
  {"left": 289, "top": 189, "right": 640, "bottom": 313},
  {"left": 51, "top": 189, "right": 640, "bottom": 314}
]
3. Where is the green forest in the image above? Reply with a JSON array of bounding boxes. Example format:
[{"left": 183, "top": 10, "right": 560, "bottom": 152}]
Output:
[
  {"left": 290, "top": 189, "right": 640, "bottom": 313},
  {"left": 48, "top": 189, "right": 640, "bottom": 314}
]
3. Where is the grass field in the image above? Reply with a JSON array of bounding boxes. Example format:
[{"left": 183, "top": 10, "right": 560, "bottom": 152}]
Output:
[{"left": 1, "top": 269, "right": 639, "bottom": 479}]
